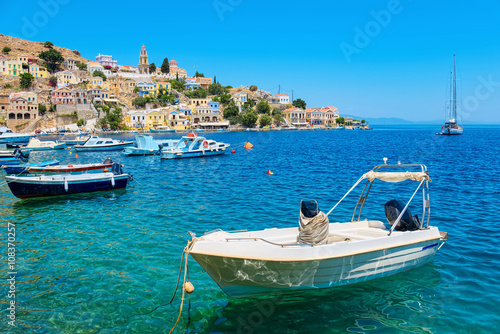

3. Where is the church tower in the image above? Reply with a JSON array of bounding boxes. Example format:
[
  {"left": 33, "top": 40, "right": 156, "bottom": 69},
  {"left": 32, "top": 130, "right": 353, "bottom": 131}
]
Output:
[{"left": 138, "top": 45, "right": 149, "bottom": 74}]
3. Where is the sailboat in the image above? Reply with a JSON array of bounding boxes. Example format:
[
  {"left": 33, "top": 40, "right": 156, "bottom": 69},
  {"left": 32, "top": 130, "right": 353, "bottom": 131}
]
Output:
[{"left": 439, "top": 54, "right": 463, "bottom": 135}]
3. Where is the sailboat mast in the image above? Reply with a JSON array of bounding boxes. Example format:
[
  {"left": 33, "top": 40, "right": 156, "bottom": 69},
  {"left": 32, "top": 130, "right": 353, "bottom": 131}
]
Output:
[{"left": 453, "top": 54, "right": 457, "bottom": 120}]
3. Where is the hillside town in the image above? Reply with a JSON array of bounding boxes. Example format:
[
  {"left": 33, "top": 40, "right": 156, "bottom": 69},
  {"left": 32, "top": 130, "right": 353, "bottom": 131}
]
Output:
[{"left": 0, "top": 35, "right": 368, "bottom": 133}]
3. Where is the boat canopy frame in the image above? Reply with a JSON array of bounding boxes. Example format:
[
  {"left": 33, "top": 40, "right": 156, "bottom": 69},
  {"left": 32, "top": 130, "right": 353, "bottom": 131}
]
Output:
[{"left": 326, "top": 162, "right": 431, "bottom": 236}]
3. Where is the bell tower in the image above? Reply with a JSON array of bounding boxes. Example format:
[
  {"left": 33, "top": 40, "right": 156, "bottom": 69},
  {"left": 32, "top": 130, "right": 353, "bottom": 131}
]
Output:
[{"left": 138, "top": 45, "right": 149, "bottom": 74}]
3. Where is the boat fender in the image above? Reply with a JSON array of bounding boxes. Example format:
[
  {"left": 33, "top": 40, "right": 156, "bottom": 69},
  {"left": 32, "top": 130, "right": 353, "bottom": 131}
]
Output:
[
  {"left": 203, "top": 141, "right": 208, "bottom": 148},
  {"left": 121, "top": 140, "right": 124, "bottom": 143},
  {"left": 111, "top": 176, "right": 115, "bottom": 187},
  {"left": 68, "top": 164, "right": 73, "bottom": 167},
  {"left": 103, "top": 168, "right": 109, "bottom": 172},
  {"left": 64, "top": 179, "right": 68, "bottom": 192},
  {"left": 184, "top": 281, "right": 194, "bottom": 294}
]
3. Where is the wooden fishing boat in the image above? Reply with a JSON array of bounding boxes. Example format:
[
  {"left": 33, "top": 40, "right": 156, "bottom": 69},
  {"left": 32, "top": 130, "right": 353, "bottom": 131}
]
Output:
[
  {"left": 2, "top": 160, "right": 59, "bottom": 174},
  {"left": 27, "top": 158, "right": 114, "bottom": 175}
]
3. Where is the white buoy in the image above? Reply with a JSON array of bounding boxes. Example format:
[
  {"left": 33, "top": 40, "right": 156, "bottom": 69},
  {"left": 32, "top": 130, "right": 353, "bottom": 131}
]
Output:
[{"left": 184, "top": 281, "right": 194, "bottom": 294}]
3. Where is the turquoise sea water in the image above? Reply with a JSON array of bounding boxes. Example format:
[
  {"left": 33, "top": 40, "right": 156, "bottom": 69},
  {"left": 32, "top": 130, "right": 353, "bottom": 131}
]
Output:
[{"left": 1, "top": 126, "right": 499, "bottom": 333}]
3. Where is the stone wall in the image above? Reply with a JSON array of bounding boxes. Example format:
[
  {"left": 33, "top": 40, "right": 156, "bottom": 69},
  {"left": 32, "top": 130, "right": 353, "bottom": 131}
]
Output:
[{"left": 56, "top": 103, "right": 95, "bottom": 120}]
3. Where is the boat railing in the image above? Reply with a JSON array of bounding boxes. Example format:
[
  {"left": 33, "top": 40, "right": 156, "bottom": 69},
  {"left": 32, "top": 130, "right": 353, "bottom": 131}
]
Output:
[
  {"left": 203, "top": 228, "right": 248, "bottom": 235},
  {"left": 225, "top": 237, "right": 315, "bottom": 248}
]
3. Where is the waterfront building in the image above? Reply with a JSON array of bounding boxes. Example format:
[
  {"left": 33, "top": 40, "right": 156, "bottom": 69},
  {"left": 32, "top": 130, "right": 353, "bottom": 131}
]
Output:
[
  {"left": 272, "top": 93, "right": 290, "bottom": 105},
  {"left": 166, "top": 110, "right": 188, "bottom": 130},
  {"left": 321, "top": 106, "right": 339, "bottom": 126},
  {"left": 96, "top": 54, "right": 118, "bottom": 68},
  {"left": 146, "top": 109, "right": 166, "bottom": 128},
  {"left": 127, "top": 110, "right": 148, "bottom": 129},
  {"left": 283, "top": 107, "right": 307, "bottom": 127},
  {"left": 209, "top": 101, "right": 219, "bottom": 113},
  {"left": 7, "top": 92, "right": 39, "bottom": 128},
  {"left": 138, "top": 45, "right": 149, "bottom": 75},
  {"left": 29, "top": 63, "right": 48, "bottom": 78},
  {"left": 51, "top": 87, "right": 89, "bottom": 105},
  {"left": 305, "top": 108, "right": 324, "bottom": 126}
]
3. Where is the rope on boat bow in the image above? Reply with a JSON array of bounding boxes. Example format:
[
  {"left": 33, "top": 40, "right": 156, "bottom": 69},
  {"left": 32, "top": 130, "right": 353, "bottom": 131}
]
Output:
[{"left": 168, "top": 236, "right": 197, "bottom": 334}]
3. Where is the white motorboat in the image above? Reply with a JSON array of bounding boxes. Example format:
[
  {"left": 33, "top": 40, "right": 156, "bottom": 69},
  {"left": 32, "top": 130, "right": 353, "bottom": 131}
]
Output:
[
  {"left": 20, "top": 138, "right": 66, "bottom": 154},
  {"left": 0, "top": 127, "right": 35, "bottom": 145},
  {"left": 187, "top": 160, "right": 449, "bottom": 298},
  {"left": 123, "top": 134, "right": 177, "bottom": 156},
  {"left": 161, "top": 133, "right": 229, "bottom": 159},
  {"left": 74, "top": 136, "right": 134, "bottom": 151}
]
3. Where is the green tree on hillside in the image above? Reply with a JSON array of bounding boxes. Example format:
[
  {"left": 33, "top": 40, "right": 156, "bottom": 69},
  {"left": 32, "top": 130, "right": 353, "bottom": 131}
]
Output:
[
  {"left": 20, "top": 73, "right": 34, "bottom": 89},
  {"left": 132, "top": 97, "right": 147, "bottom": 108},
  {"left": 38, "top": 49, "right": 64, "bottom": 73},
  {"left": 256, "top": 100, "right": 271, "bottom": 114},
  {"left": 2, "top": 46, "right": 11, "bottom": 53},
  {"left": 161, "top": 58, "right": 170, "bottom": 74},
  {"left": 273, "top": 113, "right": 284, "bottom": 125},
  {"left": 223, "top": 102, "right": 239, "bottom": 119},
  {"left": 208, "top": 83, "right": 225, "bottom": 96},
  {"left": 259, "top": 114, "right": 272, "bottom": 127},
  {"left": 48, "top": 76, "right": 57, "bottom": 88},
  {"left": 93, "top": 70, "right": 107, "bottom": 81},
  {"left": 149, "top": 63, "right": 156, "bottom": 74},
  {"left": 38, "top": 104, "right": 47, "bottom": 115},
  {"left": 242, "top": 110, "right": 258, "bottom": 127},
  {"left": 76, "top": 62, "right": 87, "bottom": 70},
  {"left": 292, "top": 98, "right": 306, "bottom": 109},
  {"left": 194, "top": 71, "right": 204, "bottom": 78},
  {"left": 335, "top": 117, "right": 345, "bottom": 125},
  {"left": 185, "top": 87, "right": 208, "bottom": 99},
  {"left": 169, "top": 78, "right": 185, "bottom": 91},
  {"left": 44, "top": 41, "right": 54, "bottom": 48}
]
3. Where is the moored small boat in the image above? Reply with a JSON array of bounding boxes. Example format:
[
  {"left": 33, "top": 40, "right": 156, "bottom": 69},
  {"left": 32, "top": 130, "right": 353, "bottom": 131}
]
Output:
[
  {"left": 161, "top": 134, "right": 229, "bottom": 159},
  {"left": 5, "top": 163, "right": 131, "bottom": 199},
  {"left": 74, "top": 136, "right": 134, "bottom": 151},
  {"left": 123, "top": 134, "right": 177, "bottom": 156},
  {"left": 150, "top": 126, "right": 176, "bottom": 133},
  {"left": 0, "top": 127, "right": 36, "bottom": 145},
  {"left": 20, "top": 138, "right": 66, "bottom": 154},
  {"left": 27, "top": 158, "right": 114, "bottom": 175},
  {"left": 186, "top": 160, "right": 448, "bottom": 298},
  {"left": 2, "top": 160, "right": 59, "bottom": 174}
]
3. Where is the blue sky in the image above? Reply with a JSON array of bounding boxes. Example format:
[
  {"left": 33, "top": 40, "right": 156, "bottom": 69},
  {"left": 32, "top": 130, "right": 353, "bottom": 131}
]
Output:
[{"left": 1, "top": 0, "right": 500, "bottom": 123}]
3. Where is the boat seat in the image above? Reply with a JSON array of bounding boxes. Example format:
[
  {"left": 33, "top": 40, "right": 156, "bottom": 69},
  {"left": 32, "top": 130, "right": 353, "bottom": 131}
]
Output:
[{"left": 329, "top": 232, "right": 372, "bottom": 240}]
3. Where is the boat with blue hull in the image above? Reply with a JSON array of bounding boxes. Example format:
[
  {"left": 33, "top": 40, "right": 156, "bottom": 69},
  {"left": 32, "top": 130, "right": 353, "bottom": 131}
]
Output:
[
  {"left": 2, "top": 160, "right": 59, "bottom": 174},
  {"left": 161, "top": 134, "right": 230, "bottom": 159},
  {"left": 5, "top": 163, "right": 130, "bottom": 199},
  {"left": 0, "top": 127, "right": 35, "bottom": 145},
  {"left": 74, "top": 136, "right": 134, "bottom": 151},
  {"left": 27, "top": 159, "right": 114, "bottom": 175}
]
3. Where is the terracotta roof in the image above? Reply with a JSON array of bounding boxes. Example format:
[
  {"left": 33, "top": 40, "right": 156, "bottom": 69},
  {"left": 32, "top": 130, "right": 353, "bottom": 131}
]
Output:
[{"left": 273, "top": 93, "right": 289, "bottom": 97}]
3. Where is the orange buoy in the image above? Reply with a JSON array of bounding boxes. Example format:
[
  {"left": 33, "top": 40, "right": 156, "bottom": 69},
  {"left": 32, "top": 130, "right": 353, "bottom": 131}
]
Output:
[
  {"left": 244, "top": 142, "right": 253, "bottom": 149},
  {"left": 231, "top": 149, "right": 236, "bottom": 153},
  {"left": 268, "top": 170, "right": 273, "bottom": 175},
  {"left": 68, "top": 164, "right": 73, "bottom": 167},
  {"left": 103, "top": 168, "right": 109, "bottom": 172},
  {"left": 75, "top": 154, "right": 79, "bottom": 159}
]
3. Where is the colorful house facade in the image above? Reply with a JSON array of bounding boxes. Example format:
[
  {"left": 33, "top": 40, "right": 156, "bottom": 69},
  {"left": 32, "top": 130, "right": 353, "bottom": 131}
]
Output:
[
  {"left": 29, "top": 63, "right": 48, "bottom": 78},
  {"left": 272, "top": 93, "right": 290, "bottom": 104}
]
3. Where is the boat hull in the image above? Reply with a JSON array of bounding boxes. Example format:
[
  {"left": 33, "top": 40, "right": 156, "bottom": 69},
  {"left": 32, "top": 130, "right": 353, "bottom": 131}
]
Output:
[
  {"left": 149, "top": 129, "right": 175, "bottom": 133},
  {"left": 191, "top": 238, "right": 440, "bottom": 298},
  {"left": 2, "top": 160, "right": 59, "bottom": 174},
  {"left": 28, "top": 163, "right": 113, "bottom": 175},
  {"left": 0, "top": 134, "right": 35, "bottom": 145},
  {"left": 123, "top": 148, "right": 159, "bottom": 156},
  {"left": 74, "top": 142, "right": 133, "bottom": 151},
  {"left": 5, "top": 174, "right": 129, "bottom": 199},
  {"left": 161, "top": 148, "right": 226, "bottom": 159}
]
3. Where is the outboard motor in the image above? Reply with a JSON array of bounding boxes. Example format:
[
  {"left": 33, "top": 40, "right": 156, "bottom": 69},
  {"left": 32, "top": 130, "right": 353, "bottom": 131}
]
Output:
[
  {"left": 301, "top": 199, "right": 319, "bottom": 218},
  {"left": 14, "top": 149, "right": 29, "bottom": 163},
  {"left": 384, "top": 199, "right": 420, "bottom": 231},
  {"left": 111, "top": 162, "right": 123, "bottom": 175}
]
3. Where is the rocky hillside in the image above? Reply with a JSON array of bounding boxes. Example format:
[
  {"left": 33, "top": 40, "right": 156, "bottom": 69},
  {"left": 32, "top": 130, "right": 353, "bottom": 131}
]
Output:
[{"left": 0, "top": 34, "right": 90, "bottom": 63}]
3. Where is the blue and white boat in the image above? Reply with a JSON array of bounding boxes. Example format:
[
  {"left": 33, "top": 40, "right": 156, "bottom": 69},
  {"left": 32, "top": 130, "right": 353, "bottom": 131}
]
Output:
[
  {"left": 59, "top": 134, "right": 90, "bottom": 145},
  {"left": 0, "top": 149, "right": 29, "bottom": 159},
  {"left": 74, "top": 136, "right": 134, "bottom": 152},
  {"left": 2, "top": 160, "right": 59, "bottom": 174},
  {"left": 150, "top": 126, "right": 175, "bottom": 133},
  {"left": 161, "top": 134, "right": 230, "bottom": 159},
  {"left": 123, "top": 134, "right": 177, "bottom": 156},
  {"left": 0, "top": 127, "right": 35, "bottom": 145},
  {"left": 0, "top": 158, "right": 23, "bottom": 166},
  {"left": 5, "top": 163, "right": 131, "bottom": 199}
]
